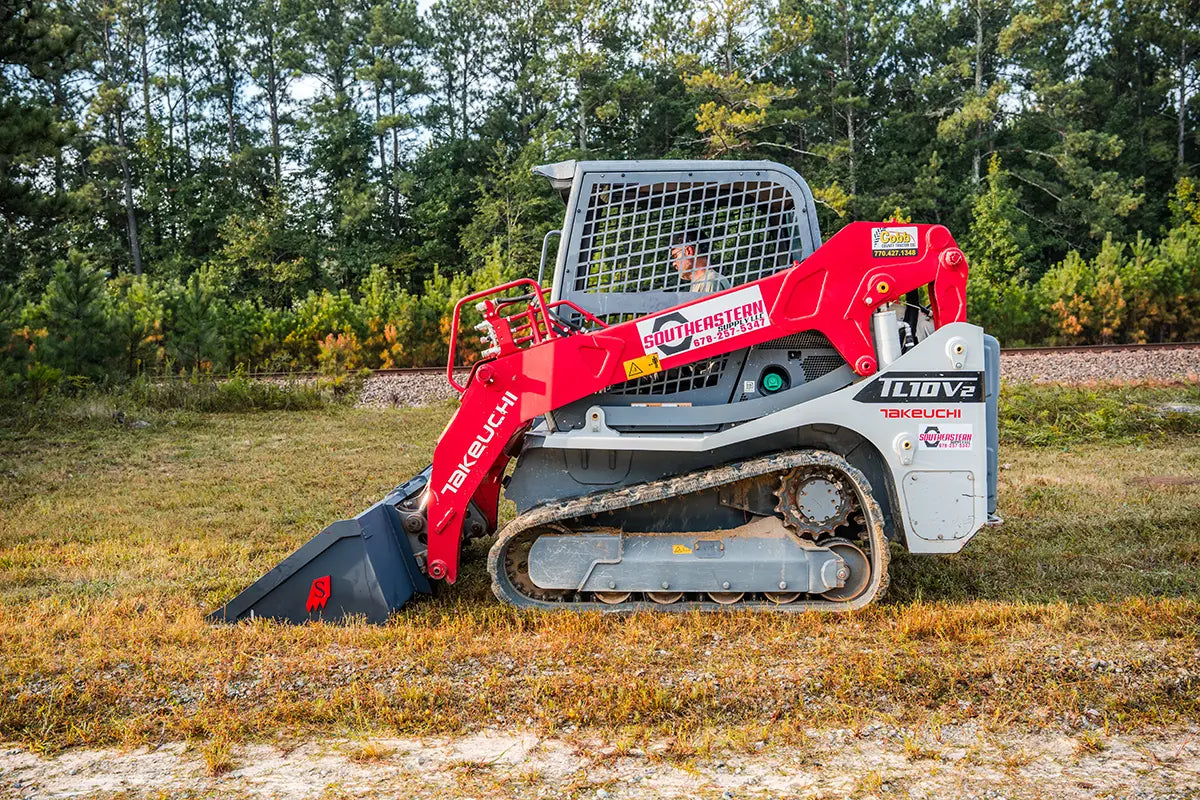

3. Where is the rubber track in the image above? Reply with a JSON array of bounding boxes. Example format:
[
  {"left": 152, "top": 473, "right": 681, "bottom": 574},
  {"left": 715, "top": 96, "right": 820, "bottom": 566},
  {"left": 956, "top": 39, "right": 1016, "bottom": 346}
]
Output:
[{"left": 487, "top": 449, "right": 890, "bottom": 612}]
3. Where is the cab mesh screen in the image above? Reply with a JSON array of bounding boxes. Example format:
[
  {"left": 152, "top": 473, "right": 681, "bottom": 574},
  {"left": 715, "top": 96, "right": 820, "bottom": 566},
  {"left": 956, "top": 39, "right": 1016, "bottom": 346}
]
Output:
[{"left": 573, "top": 179, "right": 797, "bottom": 294}]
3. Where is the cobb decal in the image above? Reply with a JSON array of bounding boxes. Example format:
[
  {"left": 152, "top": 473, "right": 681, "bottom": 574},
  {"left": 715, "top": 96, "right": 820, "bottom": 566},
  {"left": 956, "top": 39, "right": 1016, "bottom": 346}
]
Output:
[
  {"left": 871, "top": 226, "right": 918, "bottom": 258},
  {"left": 636, "top": 286, "right": 770, "bottom": 359}
]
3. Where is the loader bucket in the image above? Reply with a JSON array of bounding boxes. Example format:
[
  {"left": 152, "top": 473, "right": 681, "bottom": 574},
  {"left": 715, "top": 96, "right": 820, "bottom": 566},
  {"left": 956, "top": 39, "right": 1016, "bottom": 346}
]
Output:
[{"left": 209, "top": 485, "right": 431, "bottom": 624}]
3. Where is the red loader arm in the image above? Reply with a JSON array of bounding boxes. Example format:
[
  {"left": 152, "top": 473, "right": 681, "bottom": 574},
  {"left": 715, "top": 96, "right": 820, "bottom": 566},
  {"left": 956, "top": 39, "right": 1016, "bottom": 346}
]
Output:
[{"left": 425, "top": 222, "right": 969, "bottom": 582}]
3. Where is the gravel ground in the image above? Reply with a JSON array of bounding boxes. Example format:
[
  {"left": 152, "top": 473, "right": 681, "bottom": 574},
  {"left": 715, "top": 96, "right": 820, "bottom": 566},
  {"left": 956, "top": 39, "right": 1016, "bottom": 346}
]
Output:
[
  {"left": 354, "top": 348, "right": 1199, "bottom": 409},
  {"left": 4, "top": 727, "right": 1198, "bottom": 799},
  {"left": 357, "top": 370, "right": 469, "bottom": 408},
  {"left": 1001, "top": 347, "right": 1199, "bottom": 384}
]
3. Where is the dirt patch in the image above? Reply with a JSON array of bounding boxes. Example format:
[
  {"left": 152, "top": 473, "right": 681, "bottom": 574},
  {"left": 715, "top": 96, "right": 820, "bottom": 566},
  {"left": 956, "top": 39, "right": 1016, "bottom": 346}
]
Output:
[
  {"left": 3, "top": 727, "right": 1199, "bottom": 799},
  {"left": 1131, "top": 476, "right": 1200, "bottom": 487}
]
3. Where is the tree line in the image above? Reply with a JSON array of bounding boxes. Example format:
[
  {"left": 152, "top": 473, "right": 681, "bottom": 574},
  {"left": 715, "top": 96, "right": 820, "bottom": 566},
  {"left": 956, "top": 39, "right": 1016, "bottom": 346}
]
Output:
[{"left": 1, "top": 0, "right": 1197, "bottom": 391}]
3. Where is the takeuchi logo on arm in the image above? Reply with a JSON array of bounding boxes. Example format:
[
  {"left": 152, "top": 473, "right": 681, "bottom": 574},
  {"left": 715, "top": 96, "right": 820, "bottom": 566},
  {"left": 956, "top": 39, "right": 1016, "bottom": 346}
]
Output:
[{"left": 440, "top": 390, "right": 519, "bottom": 495}]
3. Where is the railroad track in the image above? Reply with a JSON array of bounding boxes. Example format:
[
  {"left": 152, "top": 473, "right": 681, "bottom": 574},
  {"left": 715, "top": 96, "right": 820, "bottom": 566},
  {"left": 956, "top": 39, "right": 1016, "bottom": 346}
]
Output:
[
  {"left": 1001, "top": 342, "right": 1200, "bottom": 355},
  {"left": 164, "top": 365, "right": 458, "bottom": 381},
  {"left": 171, "top": 342, "right": 1200, "bottom": 382}
]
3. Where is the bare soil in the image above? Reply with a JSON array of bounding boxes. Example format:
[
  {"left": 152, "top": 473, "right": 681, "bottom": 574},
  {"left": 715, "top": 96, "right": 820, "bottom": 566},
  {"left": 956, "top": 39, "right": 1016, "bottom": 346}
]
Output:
[
  {"left": 2, "top": 392, "right": 1199, "bottom": 799},
  {"left": 3, "top": 726, "right": 1198, "bottom": 799}
]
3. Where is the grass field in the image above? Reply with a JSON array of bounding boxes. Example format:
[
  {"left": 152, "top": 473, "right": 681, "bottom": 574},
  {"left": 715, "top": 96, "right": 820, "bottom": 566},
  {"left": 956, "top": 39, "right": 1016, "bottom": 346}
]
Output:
[{"left": 0, "top": 384, "right": 1198, "bottom": 766}]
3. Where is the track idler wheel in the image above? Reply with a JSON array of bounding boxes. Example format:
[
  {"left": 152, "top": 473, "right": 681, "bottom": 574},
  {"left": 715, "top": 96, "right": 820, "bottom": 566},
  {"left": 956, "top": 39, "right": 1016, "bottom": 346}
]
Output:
[
  {"left": 646, "top": 591, "right": 684, "bottom": 604},
  {"left": 504, "top": 526, "right": 570, "bottom": 602},
  {"left": 820, "top": 538, "right": 871, "bottom": 602}
]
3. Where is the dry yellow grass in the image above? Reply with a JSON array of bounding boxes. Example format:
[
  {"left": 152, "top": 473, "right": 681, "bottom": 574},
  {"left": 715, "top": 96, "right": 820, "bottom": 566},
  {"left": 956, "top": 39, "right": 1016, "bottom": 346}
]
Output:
[
  {"left": 0, "top": 402, "right": 1197, "bottom": 754},
  {"left": 344, "top": 739, "right": 395, "bottom": 763},
  {"left": 200, "top": 736, "right": 236, "bottom": 776}
]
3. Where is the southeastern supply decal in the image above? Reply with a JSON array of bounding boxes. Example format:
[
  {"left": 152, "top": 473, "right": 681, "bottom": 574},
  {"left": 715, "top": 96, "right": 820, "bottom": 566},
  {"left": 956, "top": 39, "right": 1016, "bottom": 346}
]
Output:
[
  {"left": 636, "top": 286, "right": 769, "bottom": 359},
  {"left": 871, "top": 226, "right": 918, "bottom": 258},
  {"left": 440, "top": 389, "right": 518, "bottom": 495},
  {"left": 854, "top": 371, "right": 984, "bottom": 404},
  {"left": 918, "top": 424, "right": 974, "bottom": 450}
]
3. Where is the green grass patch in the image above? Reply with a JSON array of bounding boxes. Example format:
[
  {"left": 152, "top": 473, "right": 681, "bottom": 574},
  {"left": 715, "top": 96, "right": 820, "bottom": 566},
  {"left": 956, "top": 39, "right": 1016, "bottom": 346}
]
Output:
[
  {"left": 0, "top": 401, "right": 1198, "bottom": 751},
  {"left": 0, "top": 372, "right": 349, "bottom": 430},
  {"left": 1000, "top": 382, "right": 1200, "bottom": 446},
  {"left": 131, "top": 373, "right": 341, "bottom": 413}
]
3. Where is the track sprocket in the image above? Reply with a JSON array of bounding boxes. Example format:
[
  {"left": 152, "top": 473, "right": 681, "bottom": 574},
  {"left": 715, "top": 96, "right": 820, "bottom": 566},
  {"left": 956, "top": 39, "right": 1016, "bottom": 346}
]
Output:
[{"left": 775, "top": 466, "right": 854, "bottom": 538}]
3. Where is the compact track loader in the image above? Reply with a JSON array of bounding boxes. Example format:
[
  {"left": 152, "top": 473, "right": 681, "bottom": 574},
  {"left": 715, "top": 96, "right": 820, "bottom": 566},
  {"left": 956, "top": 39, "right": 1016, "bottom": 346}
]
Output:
[{"left": 211, "top": 160, "right": 1000, "bottom": 622}]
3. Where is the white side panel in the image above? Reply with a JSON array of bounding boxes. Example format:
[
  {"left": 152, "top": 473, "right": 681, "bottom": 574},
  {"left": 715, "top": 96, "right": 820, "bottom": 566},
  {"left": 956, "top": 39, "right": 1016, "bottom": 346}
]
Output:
[{"left": 534, "top": 323, "right": 992, "bottom": 554}]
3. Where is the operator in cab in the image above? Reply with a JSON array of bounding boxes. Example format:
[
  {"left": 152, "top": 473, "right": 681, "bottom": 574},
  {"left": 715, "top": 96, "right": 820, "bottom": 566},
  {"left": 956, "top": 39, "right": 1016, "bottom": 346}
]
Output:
[{"left": 670, "top": 231, "right": 731, "bottom": 293}]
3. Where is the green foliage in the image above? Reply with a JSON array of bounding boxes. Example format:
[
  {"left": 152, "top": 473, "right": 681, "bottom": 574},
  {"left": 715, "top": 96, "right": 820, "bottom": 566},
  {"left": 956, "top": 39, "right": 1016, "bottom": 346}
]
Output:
[
  {"left": 288, "top": 288, "right": 361, "bottom": 365},
  {"left": 37, "top": 251, "right": 113, "bottom": 379},
  {"left": 1000, "top": 383, "right": 1200, "bottom": 446},
  {"left": 1, "top": 0, "right": 1198, "bottom": 387},
  {"left": 212, "top": 199, "right": 317, "bottom": 306},
  {"left": 24, "top": 361, "right": 62, "bottom": 402},
  {"left": 966, "top": 273, "right": 1046, "bottom": 346},
  {"left": 109, "top": 275, "right": 164, "bottom": 377},
  {"left": 0, "top": 285, "right": 30, "bottom": 394},
  {"left": 166, "top": 271, "right": 225, "bottom": 371},
  {"left": 967, "top": 155, "right": 1030, "bottom": 283},
  {"left": 1170, "top": 177, "right": 1200, "bottom": 227},
  {"left": 1038, "top": 225, "right": 1200, "bottom": 345},
  {"left": 966, "top": 171, "right": 1200, "bottom": 347},
  {"left": 317, "top": 331, "right": 366, "bottom": 395},
  {"left": 461, "top": 131, "right": 566, "bottom": 275}
]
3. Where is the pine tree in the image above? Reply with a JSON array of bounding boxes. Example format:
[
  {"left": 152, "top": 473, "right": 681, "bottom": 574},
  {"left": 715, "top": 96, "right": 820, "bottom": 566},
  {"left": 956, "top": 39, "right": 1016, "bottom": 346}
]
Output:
[
  {"left": 681, "top": 0, "right": 809, "bottom": 157},
  {"left": 167, "top": 270, "right": 224, "bottom": 371},
  {"left": 39, "top": 251, "right": 114, "bottom": 377},
  {"left": 359, "top": 0, "right": 424, "bottom": 224},
  {"left": 966, "top": 154, "right": 1030, "bottom": 283},
  {"left": 933, "top": 0, "right": 1013, "bottom": 187},
  {"left": 425, "top": 0, "right": 493, "bottom": 142},
  {"left": 0, "top": 0, "right": 78, "bottom": 287},
  {"left": 109, "top": 274, "right": 164, "bottom": 376}
]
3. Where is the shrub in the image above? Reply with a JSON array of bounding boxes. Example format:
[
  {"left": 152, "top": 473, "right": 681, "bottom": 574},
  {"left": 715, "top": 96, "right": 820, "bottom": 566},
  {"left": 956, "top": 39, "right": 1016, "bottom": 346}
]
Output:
[
  {"left": 317, "top": 331, "right": 366, "bottom": 395},
  {"left": 287, "top": 289, "right": 362, "bottom": 366},
  {"left": 36, "top": 251, "right": 114, "bottom": 379},
  {"left": 966, "top": 273, "right": 1046, "bottom": 346},
  {"left": 1038, "top": 224, "right": 1200, "bottom": 344},
  {"left": 133, "top": 372, "right": 331, "bottom": 412},
  {"left": 166, "top": 270, "right": 225, "bottom": 371},
  {"left": 109, "top": 275, "right": 165, "bottom": 377},
  {"left": 25, "top": 361, "right": 62, "bottom": 402}
]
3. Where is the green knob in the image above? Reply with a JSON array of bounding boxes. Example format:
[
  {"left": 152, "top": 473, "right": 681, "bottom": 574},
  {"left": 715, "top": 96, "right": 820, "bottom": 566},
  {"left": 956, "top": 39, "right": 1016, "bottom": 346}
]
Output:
[{"left": 763, "top": 372, "right": 784, "bottom": 392}]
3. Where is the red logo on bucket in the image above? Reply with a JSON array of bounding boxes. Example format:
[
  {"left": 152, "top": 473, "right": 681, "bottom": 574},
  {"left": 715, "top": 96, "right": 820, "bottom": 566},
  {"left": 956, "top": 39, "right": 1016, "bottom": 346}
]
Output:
[{"left": 306, "top": 575, "right": 331, "bottom": 612}]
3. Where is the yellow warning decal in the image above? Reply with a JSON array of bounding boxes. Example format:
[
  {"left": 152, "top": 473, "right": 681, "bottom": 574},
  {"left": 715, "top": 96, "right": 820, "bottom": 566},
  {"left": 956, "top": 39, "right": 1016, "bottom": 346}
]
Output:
[
  {"left": 672, "top": 544, "right": 692, "bottom": 555},
  {"left": 624, "top": 353, "right": 662, "bottom": 380}
]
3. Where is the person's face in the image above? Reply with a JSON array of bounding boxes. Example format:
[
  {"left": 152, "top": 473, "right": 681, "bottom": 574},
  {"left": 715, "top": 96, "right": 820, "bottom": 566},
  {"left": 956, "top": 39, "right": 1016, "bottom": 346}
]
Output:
[{"left": 672, "top": 244, "right": 695, "bottom": 277}]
